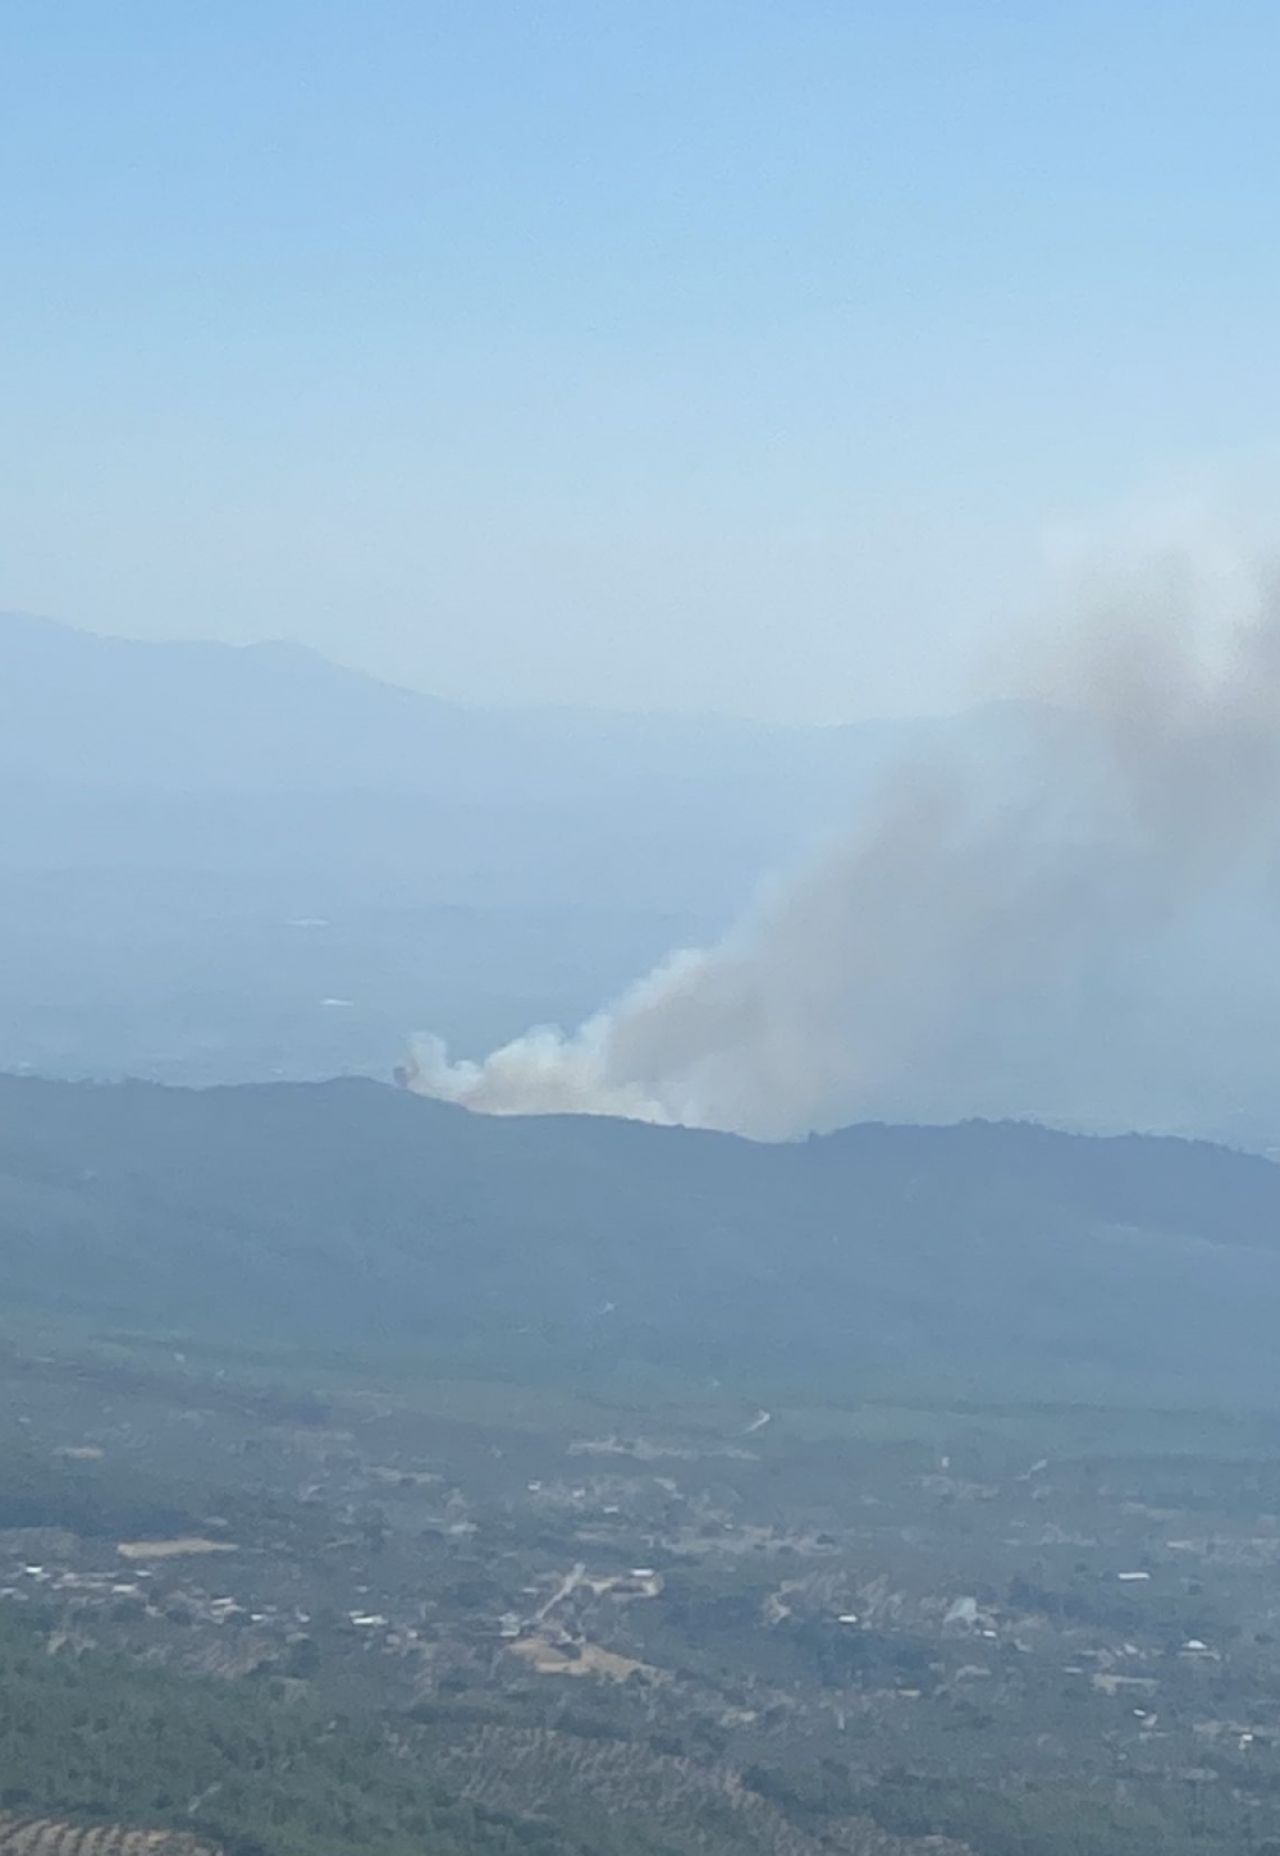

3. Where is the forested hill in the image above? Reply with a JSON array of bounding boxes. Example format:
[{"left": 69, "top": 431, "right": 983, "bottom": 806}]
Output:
[{"left": 0, "top": 1072, "right": 1278, "bottom": 1408}]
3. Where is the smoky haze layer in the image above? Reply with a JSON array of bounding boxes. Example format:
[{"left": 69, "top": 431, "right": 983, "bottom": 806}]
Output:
[{"left": 409, "top": 573, "right": 1280, "bottom": 1140}]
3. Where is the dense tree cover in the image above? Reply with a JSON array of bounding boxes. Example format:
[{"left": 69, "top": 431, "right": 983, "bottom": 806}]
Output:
[
  {"left": 863, "top": 1771, "right": 1249, "bottom": 1856},
  {"left": 1, "top": 1075, "right": 1280, "bottom": 1408},
  {"left": 0, "top": 1445, "right": 194, "bottom": 1541},
  {"left": 0, "top": 1535, "right": 1267, "bottom": 1856},
  {"left": 742, "top": 1759, "right": 1273, "bottom": 1856},
  {"left": 0, "top": 1608, "right": 953, "bottom": 1856},
  {"left": 0, "top": 1607, "right": 599, "bottom": 1856}
]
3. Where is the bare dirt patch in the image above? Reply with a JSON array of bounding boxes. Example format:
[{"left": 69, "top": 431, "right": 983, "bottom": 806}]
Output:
[
  {"left": 117, "top": 1537, "right": 238, "bottom": 1560},
  {"left": 508, "top": 1635, "right": 660, "bottom": 1683}
]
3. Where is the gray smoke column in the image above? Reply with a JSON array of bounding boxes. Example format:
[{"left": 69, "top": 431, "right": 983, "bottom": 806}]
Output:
[{"left": 408, "top": 569, "right": 1280, "bottom": 1139}]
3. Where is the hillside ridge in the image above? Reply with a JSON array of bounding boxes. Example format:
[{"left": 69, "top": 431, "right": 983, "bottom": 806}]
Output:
[{"left": 0, "top": 1072, "right": 1276, "bottom": 1409}]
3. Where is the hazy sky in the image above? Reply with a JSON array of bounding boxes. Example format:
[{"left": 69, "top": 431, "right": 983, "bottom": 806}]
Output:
[{"left": 3, "top": 2, "right": 1279, "bottom": 722}]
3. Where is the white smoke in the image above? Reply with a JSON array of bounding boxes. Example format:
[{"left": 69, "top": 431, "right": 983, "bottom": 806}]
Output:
[{"left": 408, "top": 556, "right": 1280, "bottom": 1141}]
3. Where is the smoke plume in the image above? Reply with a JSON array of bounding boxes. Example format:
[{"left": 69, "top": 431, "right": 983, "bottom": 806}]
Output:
[{"left": 407, "top": 562, "right": 1280, "bottom": 1141}]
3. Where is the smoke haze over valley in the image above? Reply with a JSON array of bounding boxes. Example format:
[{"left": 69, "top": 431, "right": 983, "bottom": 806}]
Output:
[
  {"left": 10, "top": 576, "right": 1280, "bottom": 1153},
  {"left": 410, "top": 564, "right": 1280, "bottom": 1143}
]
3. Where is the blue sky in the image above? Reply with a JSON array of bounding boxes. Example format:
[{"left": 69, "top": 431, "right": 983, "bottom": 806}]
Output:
[{"left": 3, "top": 1, "right": 1278, "bottom": 720}]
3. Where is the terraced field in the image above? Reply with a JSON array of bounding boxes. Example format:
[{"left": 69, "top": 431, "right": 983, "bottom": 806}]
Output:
[
  {"left": 430, "top": 1724, "right": 969, "bottom": 1856},
  {"left": 0, "top": 1821, "right": 216, "bottom": 1856}
]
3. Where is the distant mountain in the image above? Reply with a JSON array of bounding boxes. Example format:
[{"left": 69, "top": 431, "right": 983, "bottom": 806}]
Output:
[
  {"left": 0, "top": 612, "right": 1013, "bottom": 1086},
  {"left": 0, "top": 1071, "right": 1276, "bottom": 1411},
  {"left": 0, "top": 608, "right": 942, "bottom": 803}
]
